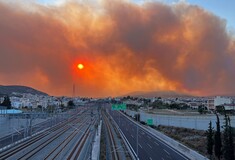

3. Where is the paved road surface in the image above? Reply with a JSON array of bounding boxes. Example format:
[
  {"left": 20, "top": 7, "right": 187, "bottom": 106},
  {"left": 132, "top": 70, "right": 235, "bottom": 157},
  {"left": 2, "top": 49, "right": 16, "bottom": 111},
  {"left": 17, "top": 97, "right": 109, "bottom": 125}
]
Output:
[{"left": 109, "top": 110, "right": 190, "bottom": 160}]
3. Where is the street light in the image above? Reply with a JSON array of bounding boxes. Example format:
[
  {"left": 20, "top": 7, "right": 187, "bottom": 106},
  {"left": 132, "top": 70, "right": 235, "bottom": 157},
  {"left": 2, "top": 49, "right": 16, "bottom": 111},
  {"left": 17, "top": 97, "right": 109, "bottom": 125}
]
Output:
[{"left": 136, "top": 105, "right": 139, "bottom": 159}]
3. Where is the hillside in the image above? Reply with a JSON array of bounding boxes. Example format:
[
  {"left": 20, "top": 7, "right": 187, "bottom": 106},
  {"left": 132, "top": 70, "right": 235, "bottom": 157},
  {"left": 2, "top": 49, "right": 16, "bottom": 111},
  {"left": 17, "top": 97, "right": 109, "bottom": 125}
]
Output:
[
  {"left": 0, "top": 85, "right": 48, "bottom": 96},
  {"left": 123, "top": 90, "right": 193, "bottom": 98}
]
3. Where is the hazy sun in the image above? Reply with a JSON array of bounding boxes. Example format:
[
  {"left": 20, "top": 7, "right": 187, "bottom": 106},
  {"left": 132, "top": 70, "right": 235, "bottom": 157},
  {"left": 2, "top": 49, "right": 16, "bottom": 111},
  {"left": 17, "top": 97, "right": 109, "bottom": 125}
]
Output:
[{"left": 77, "top": 63, "right": 84, "bottom": 70}]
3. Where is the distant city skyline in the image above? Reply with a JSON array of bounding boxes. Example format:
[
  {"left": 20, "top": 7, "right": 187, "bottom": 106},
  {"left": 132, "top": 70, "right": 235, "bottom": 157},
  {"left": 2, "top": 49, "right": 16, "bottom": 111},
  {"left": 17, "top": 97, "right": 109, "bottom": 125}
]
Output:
[{"left": 0, "top": 0, "right": 235, "bottom": 97}]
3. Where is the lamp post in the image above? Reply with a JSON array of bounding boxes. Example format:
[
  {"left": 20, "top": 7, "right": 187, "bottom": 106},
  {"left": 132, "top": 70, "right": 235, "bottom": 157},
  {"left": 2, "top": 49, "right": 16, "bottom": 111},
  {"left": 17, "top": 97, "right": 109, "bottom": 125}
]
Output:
[{"left": 136, "top": 105, "right": 139, "bottom": 159}]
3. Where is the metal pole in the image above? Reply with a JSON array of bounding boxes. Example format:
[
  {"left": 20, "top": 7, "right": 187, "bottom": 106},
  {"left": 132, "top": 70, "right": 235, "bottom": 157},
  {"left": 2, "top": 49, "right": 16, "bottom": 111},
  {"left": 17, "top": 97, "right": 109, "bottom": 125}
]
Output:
[
  {"left": 30, "top": 117, "right": 32, "bottom": 136},
  {"left": 137, "top": 106, "right": 138, "bottom": 159},
  {"left": 90, "top": 133, "right": 93, "bottom": 160},
  {"left": 119, "top": 111, "right": 120, "bottom": 126},
  {"left": 12, "top": 133, "right": 13, "bottom": 143}
]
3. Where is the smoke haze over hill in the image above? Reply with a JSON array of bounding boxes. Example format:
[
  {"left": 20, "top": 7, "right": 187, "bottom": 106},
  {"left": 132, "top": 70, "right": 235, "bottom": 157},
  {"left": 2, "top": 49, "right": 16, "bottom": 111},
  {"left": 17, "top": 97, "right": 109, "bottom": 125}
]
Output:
[
  {"left": 0, "top": 85, "right": 48, "bottom": 96},
  {"left": 0, "top": 0, "right": 235, "bottom": 97}
]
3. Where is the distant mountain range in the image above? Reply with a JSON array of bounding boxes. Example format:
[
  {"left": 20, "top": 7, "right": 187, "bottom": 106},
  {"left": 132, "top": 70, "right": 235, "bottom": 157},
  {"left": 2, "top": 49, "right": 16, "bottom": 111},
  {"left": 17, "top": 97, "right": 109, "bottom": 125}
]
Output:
[
  {"left": 123, "top": 90, "right": 193, "bottom": 98},
  {"left": 0, "top": 85, "right": 48, "bottom": 96}
]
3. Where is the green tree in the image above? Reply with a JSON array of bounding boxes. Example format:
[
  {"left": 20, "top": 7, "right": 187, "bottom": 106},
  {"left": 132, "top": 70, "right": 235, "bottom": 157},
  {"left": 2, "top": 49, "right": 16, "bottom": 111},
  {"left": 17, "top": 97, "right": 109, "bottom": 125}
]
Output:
[
  {"left": 206, "top": 121, "right": 214, "bottom": 159},
  {"left": 223, "top": 114, "right": 231, "bottom": 160},
  {"left": 152, "top": 100, "right": 165, "bottom": 109},
  {"left": 37, "top": 105, "right": 43, "bottom": 112},
  {"left": 198, "top": 107, "right": 204, "bottom": 114},
  {"left": 198, "top": 105, "right": 207, "bottom": 114},
  {"left": 67, "top": 100, "right": 75, "bottom": 109},
  {"left": 37, "top": 105, "right": 42, "bottom": 108},
  {"left": 1, "top": 96, "right": 12, "bottom": 109},
  {"left": 214, "top": 114, "right": 222, "bottom": 160},
  {"left": 182, "top": 104, "right": 190, "bottom": 110},
  {"left": 169, "top": 103, "right": 180, "bottom": 109},
  {"left": 60, "top": 104, "right": 65, "bottom": 111},
  {"left": 216, "top": 105, "right": 225, "bottom": 114},
  {"left": 47, "top": 105, "right": 55, "bottom": 113},
  {"left": 134, "top": 113, "right": 140, "bottom": 121},
  {"left": 227, "top": 116, "right": 234, "bottom": 160}
]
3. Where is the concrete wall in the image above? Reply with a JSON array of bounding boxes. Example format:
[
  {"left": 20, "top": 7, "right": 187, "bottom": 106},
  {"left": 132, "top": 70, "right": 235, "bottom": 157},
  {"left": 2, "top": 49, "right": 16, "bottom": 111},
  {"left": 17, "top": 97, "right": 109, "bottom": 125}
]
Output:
[{"left": 125, "top": 110, "right": 235, "bottom": 130}]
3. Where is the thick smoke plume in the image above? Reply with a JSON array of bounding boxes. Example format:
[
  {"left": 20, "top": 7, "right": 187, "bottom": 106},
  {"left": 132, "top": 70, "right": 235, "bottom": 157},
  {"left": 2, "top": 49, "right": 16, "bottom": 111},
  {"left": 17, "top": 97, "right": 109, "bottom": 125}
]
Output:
[{"left": 0, "top": 0, "right": 234, "bottom": 97}]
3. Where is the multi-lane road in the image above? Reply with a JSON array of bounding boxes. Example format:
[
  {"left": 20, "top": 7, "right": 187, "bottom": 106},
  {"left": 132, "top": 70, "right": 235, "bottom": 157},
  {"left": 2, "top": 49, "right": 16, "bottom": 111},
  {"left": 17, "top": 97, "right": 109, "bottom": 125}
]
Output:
[
  {"left": 102, "top": 109, "right": 131, "bottom": 160},
  {"left": 109, "top": 110, "right": 190, "bottom": 160}
]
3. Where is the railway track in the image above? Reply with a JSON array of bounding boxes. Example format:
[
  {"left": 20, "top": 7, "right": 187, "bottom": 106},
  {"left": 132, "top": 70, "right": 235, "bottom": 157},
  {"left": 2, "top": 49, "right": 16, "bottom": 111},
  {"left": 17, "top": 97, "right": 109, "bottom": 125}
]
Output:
[
  {"left": 0, "top": 108, "right": 86, "bottom": 149},
  {"left": 66, "top": 122, "right": 91, "bottom": 159},
  {"left": 102, "top": 111, "right": 121, "bottom": 160},
  {"left": 44, "top": 119, "right": 91, "bottom": 160},
  {"left": 0, "top": 117, "right": 77, "bottom": 159},
  {"left": 0, "top": 108, "right": 95, "bottom": 160}
]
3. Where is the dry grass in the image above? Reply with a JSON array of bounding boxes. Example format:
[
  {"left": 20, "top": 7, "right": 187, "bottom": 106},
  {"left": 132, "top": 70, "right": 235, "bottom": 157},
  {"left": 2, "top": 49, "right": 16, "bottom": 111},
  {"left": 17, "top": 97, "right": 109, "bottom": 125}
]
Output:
[
  {"left": 157, "top": 125, "right": 208, "bottom": 156},
  {"left": 157, "top": 125, "right": 235, "bottom": 159}
]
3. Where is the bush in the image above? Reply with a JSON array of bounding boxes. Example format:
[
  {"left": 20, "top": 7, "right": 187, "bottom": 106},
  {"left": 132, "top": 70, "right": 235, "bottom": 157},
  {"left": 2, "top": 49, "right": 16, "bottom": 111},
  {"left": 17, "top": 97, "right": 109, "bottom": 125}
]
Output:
[
  {"left": 149, "top": 125, "right": 155, "bottom": 128},
  {"left": 198, "top": 105, "right": 207, "bottom": 114},
  {"left": 134, "top": 114, "right": 140, "bottom": 121},
  {"left": 140, "top": 121, "right": 146, "bottom": 125}
]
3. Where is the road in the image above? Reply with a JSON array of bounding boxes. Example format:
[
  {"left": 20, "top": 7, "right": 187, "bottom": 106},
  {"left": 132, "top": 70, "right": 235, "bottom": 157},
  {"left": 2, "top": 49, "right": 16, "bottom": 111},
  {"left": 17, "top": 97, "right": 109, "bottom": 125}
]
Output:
[
  {"left": 109, "top": 110, "right": 190, "bottom": 160},
  {"left": 102, "top": 110, "right": 131, "bottom": 160}
]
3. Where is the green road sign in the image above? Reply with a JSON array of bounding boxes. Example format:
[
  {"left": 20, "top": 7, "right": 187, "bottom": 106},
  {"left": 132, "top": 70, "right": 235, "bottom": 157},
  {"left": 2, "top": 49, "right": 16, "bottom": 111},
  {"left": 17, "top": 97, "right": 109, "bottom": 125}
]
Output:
[
  {"left": 111, "top": 104, "right": 126, "bottom": 110},
  {"left": 147, "top": 119, "right": 153, "bottom": 125}
]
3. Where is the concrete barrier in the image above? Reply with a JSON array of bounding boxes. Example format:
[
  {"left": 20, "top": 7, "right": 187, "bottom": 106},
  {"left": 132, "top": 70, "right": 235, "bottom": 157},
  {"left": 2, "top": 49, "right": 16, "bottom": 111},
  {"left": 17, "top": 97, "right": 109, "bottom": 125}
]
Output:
[
  {"left": 125, "top": 109, "right": 235, "bottom": 130},
  {"left": 92, "top": 120, "right": 102, "bottom": 160}
]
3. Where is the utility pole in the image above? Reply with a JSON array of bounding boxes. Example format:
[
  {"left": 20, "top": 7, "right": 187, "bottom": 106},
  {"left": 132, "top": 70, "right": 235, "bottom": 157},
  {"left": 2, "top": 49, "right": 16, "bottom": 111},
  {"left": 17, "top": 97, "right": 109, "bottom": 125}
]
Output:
[{"left": 72, "top": 84, "right": 76, "bottom": 97}]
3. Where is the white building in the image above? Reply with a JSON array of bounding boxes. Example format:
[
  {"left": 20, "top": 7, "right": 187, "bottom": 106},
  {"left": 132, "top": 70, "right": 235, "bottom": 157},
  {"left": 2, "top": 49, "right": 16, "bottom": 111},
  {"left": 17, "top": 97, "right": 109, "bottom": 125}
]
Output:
[
  {"left": 214, "top": 96, "right": 232, "bottom": 107},
  {"left": 11, "top": 101, "right": 22, "bottom": 108},
  {"left": 224, "top": 104, "right": 235, "bottom": 111},
  {"left": 207, "top": 98, "right": 215, "bottom": 110},
  {"left": 189, "top": 102, "right": 200, "bottom": 109},
  {"left": 207, "top": 96, "right": 233, "bottom": 110}
]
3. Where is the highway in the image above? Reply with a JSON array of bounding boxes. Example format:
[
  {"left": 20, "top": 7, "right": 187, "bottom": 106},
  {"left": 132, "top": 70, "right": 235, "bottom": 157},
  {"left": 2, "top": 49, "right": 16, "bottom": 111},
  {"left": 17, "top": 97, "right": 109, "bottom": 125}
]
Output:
[
  {"left": 109, "top": 110, "right": 190, "bottom": 160},
  {"left": 102, "top": 109, "right": 131, "bottom": 160}
]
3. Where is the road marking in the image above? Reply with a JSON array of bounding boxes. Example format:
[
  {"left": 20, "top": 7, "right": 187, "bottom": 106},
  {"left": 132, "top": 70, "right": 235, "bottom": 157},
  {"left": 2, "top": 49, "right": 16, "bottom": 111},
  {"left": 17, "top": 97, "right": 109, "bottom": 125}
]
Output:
[
  {"left": 164, "top": 149, "right": 170, "bottom": 156},
  {"left": 149, "top": 157, "right": 152, "bottom": 160},
  {"left": 138, "top": 144, "right": 143, "bottom": 148},
  {"left": 140, "top": 127, "right": 188, "bottom": 160},
  {"left": 154, "top": 141, "right": 159, "bottom": 146},
  {"left": 131, "top": 135, "right": 134, "bottom": 138},
  {"left": 119, "top": 112, "right": 189, "bottom": 160},
  {"left": 147, "top": 143, "right": 152, "bottom": 148}
]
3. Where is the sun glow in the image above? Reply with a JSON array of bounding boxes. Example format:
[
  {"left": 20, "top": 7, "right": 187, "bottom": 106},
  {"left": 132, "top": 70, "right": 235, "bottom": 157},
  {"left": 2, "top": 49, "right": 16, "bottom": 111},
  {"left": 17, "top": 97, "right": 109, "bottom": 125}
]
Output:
[{"left": 77, "top": 63, "right": 84, "bottom": 70}]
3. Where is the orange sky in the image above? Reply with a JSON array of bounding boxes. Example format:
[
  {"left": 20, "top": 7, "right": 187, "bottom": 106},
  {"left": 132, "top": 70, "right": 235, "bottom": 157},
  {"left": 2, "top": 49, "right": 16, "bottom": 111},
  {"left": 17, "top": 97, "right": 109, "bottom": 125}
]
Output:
[{"left": 0, "top": 0, "right": 235, "bottom": 97}]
